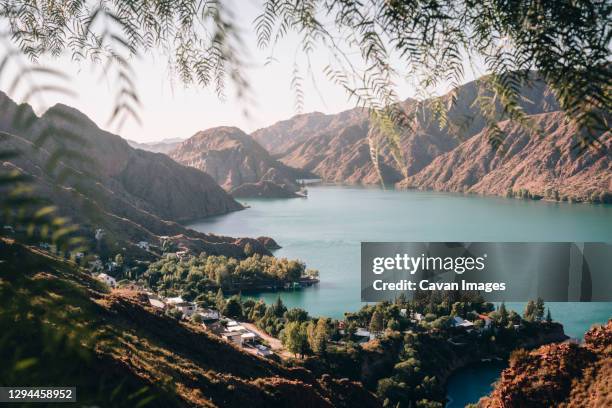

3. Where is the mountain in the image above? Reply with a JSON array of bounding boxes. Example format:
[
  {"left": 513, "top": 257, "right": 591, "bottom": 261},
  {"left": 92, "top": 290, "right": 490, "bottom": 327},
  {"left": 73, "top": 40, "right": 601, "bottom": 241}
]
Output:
[
  {"left": 170, "top": 126, "right": 312, "bottom": 195},
  {"left": 251, "top": 109, "right": 366, "bottom": 156},
  {"left": 1, "top": 238, "right": 380, "bottom": 407},
  {"left": 251, "top": 74, "right": 610, "bottom": 201},
  {"left": 254, "top": 75, "right": 560, "bottom": 186},
  {"left": 0, "top": 93, "right": 274, "bottom": 258},
  {"left": 398, "top": 111, "right": 612, "bottom": 202},
  {"left": 126, "top": 137, "right": 183, "bottom": 154},
  {"left": 478, "top": 319, "right": 612, "bottom": 407}
]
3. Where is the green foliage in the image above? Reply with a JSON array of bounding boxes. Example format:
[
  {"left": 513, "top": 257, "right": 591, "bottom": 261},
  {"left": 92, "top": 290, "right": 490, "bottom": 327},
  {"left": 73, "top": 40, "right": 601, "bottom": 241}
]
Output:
[
  {"left": 369, "top": 310, "right": 384, "bottom": 334},
  {"left": 307, "top": 318, "right": 329, "bottom": 355},
  {"left": 142, "top": 252, "right": 308, "bottom": 296},
  {"left": 281, "top": 321, "right": 309, "bottom": 357},
  {"left": 222, "top": 296, "right": 243, "bottom": 319},
  {"left": 272, "top": 296, "right": 287, "bottom": 318},
  {"left": 285, "top": 308, "right": 309, "bottom": 323},
  {"left": 524, "top": 300, "right": 537, "bottom": 322},
  {"left": 535, "top": 298, "right": 546, "bottom": 322}
]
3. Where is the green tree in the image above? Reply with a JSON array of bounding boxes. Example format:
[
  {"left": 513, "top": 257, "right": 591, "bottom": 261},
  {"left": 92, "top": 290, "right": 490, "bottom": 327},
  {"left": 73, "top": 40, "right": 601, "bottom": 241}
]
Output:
[
  {"left": 114, "top": 253, "right": 124, "bottom": 268},
  {"left": 243, "top": 243, "right": 254, "bottom": 257},
  {"left": 546, "top": 308, "right": 553, "bottom": 323},
  {"left": 223, "top": 296, "right": 243, "bottom": 319},
  {"left": 498, "top": 302, "right": 509, "bottom": 327},
  {"left": 285, "top": 308, "right": 308, "bottom": 323},
  {"left": 535, "top": 298, "right": 546, "bottom": 322},
  {"left": 308, "top": 318, "right": 328, "bottom": 355},
  {"left": 282, "top": 321, "right": 309, "bottom": 358},
  {"left": 369, "top": 310, "right": 384, "bottom": 334},
  {"left": 215, "top": 288, "right": 225, "bottom": 312},
  {"left": 523, "top": 300, "right": 536, "bottom": 322},
  {"left": 273, "top": 296, "right": 287, "bottom": 318},
  {"left": 191, "top": 313, "right": 203, "bottom": 324}
]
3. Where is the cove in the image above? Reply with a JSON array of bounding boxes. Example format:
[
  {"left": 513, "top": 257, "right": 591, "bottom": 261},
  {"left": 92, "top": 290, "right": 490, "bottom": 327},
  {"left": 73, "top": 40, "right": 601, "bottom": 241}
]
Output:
[{"left": 445, "top": 361, "right": 507, "bottom": 407}]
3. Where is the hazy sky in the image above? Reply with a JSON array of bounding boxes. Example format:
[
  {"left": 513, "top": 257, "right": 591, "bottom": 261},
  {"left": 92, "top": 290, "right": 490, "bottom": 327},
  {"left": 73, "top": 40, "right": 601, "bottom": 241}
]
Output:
[{"left": 3, "top": 0, "right": 484, "bottom": 143}]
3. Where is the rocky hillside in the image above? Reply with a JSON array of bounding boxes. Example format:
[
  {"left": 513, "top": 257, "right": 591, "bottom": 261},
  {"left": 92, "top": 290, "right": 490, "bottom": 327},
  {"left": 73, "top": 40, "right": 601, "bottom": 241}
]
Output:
[
  {"left": 252, "top": 75, "right": 559, "bottom": 187},
  {"left": 251, "top": 109, "right": 366, "bottom": 155},
  {"left": 479, "top": 319, "right": 612, "bottom": 408},
  {"left": 170, "top": 126, "right": 311, "bottom": 195},
  {"left": 0, "top": 93, "right": 272, "bottom": 258},
  {"left": 0, "top": 238, "right": 380, "bottom": 408},
  {"left": 398, "top": 112, "right": 611, "bottom": 202}
]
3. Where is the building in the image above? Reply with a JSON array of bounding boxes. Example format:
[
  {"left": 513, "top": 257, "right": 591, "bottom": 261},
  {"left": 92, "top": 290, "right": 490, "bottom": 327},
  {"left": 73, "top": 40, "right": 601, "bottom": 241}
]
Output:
[
  {"left": 452, "top": 316, "right": 475, "bottom": 331},
  {"left": 137, "top": 241, "right": 150, "bottom": 250},
  {"left": 355, "top": 328, "right": 374, "bottom": 342},
  {"left": 255, "top": 344, "right": 272, "bottom": 357},
  {"left": 478, "top": 314, "right": 493, "bottom": 330},
  {"left": 174, "top": 302, "right": 197, "bottom": 318},
  {"left": 412, "top": 312, "right": 424, "bottom": 322},
  {"left": 241, "top": 332, "right": 257, "bottom": 345},
  {"left": 199, "top": 309, "right": 220, "bottom": 321},
  {"left": 165, "top": 296, "right": 184, "bottom": 305},
  {"left": 222, "top": 332, "right": 243, "bottom": 347},
  {"left": 148, "top": 297, "right": 166, "bottom": 309},
  {"left": 96, "top": 273, "right": 117, "bottom": 288}
]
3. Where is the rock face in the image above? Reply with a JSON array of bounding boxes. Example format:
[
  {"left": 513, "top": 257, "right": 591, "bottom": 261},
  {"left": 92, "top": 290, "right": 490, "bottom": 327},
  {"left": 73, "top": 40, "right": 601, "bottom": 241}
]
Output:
[
  {"left": 251, "top": 74, "right": 610, "bottom": 201},
  {"left": 0, "top": 92, "right": 267, "bottom": 257},
  {"left": 398, "top": 112, "right": 612, "bottom": 202},
  {"left": 170, "top": 126, "right": 310, "bottom": 194},
  {"left": 479, "top": 320, "right": 612, "bottom": 408}
]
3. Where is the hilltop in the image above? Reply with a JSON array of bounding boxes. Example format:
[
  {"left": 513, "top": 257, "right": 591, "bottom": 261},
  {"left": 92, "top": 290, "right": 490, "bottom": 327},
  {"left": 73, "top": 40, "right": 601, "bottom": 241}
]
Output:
[{"left": 170, "top": 126, "right": 312, "bottom": 197}]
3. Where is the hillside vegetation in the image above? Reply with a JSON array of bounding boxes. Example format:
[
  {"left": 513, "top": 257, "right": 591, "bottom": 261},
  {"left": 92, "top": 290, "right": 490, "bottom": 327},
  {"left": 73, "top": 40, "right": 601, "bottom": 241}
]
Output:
[{"left": 0, "top": 238, "right": 378, "bottom": 408}]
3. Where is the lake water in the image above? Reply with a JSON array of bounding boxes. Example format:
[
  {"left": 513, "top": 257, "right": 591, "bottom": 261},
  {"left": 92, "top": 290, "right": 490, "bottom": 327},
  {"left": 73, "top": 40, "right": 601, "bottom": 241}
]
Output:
[
  {"left": 190, "top": 185, "right": 611, "bottom": 337},
  {"left": 190, "top": 185, "right": 611, "bottom": 406}
]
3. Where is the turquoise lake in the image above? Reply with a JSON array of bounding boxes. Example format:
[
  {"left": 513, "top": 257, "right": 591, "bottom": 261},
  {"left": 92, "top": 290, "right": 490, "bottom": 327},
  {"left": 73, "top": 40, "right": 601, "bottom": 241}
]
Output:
[
  {"left": 190, "top": 185, "right": 611, "bottom": 406},
  {"left": 190, "top": 185, "right": 612, "bottom": 338}
]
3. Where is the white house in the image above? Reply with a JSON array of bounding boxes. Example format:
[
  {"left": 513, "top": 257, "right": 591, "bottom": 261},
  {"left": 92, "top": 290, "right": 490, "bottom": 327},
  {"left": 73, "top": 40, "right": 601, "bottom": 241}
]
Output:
[
  {"left": 175, "top": 302, "right": 197, "bottom": 318},
  {"left": 241, "top": 332, "right": 257, "bottom": 345},
  {"left": 355, "top": 328, "right": 374, "bottom": 342},
  {"left": 137, "top": 241, "right": 150, "bottom": 250},
  {"left": 225, "top": 325, "right": 247, "bottom": 333},
  {"left": 400, "top": 308, "right": 407, "bottom": 317},
  {"left": 165, "top": 296, "right": 184, "bottom": 305},
  {"left": 199, "top": 309, "right": 220, "bottom": 321},
  {"left": 96, "top": 273, "right": 117, "bottom": 288},
  {"left": 452, "top": 316, "right": 475, "bottom": 330}
]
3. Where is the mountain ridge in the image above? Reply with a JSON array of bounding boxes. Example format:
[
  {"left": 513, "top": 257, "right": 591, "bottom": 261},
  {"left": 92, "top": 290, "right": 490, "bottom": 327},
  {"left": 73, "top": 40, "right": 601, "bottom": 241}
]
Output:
[{"left": 170, "top": 126, "right": 312, "bottom": 195}]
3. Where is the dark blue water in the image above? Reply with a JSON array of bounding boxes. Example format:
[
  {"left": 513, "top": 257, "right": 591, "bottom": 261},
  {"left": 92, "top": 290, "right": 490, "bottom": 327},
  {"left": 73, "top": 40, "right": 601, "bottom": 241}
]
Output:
[{"left": 445, "top": 362, "right": 507, "bottom": 407}]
